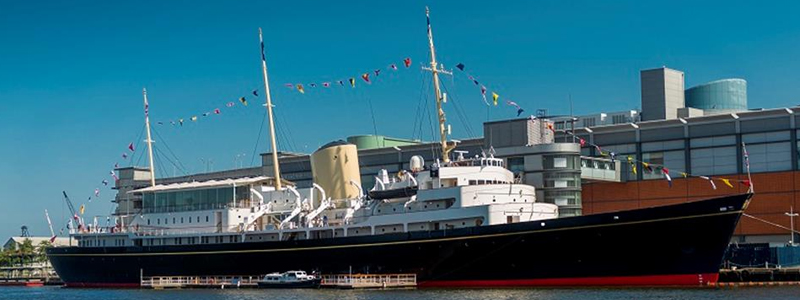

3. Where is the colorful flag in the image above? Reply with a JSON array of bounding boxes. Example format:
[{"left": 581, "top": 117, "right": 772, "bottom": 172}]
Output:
[
  {"left": 473, "top": 79, "right": 479, "bottom": 85},
  {"left": 252, "top": 89, "right": 258, "bottom": 97},
  {"left": 389, "top": 64, "right": 398, "bottom": 71},
  {"left": 113, "top": 162, "right": 119, "bottom": 168},
  {"left": 214, "top": 108, "right": 221, "bottom": 114},
  {"left": 720, "top": 178, "right": 734, "bottom": 188},
  {"left": 297, "top": 84, "right": 305, "bottom": 94},
  {"left": 122, "top": 153, "right": 128, "bottom": 159},
  {"left": 663, "top": 167, "right": 672, "bottom": 187},
  {"left": 239, "top": 97, "right": 248, "bottom": 106},
  {"left": 338, "top": 80, "right": 344, "bottom": 86},
  {"left": 128, "top": 142, "right": 135, "bottom": 152},
  {"left": 157, "top": 121, "right": 163, "bottom": 125},
  {"left": 202, "top": 112, "right": 209, "bottom": 117},
  {"left": 579, "top": 138, "right": 586, "bottom": 147},
  {"left": 79, "top": 204, "right": 85, "bottom": 215},
  {"left": 641, "top": 162, "right": 653, "bottom": 172},
  {"left": 349, "top": 78, "right": 356, "bottom": 87},
  {"left": 94, "top": 188, "right": 100, "bottom": 197},
  {"left": 480, "top": 86, "right": 488, "bottom": 106},
  {"left": 191, "top": 116, "right": 197, "bottom": 122},
  {"left": 594, "top": 145, "right": 602, "bottom": 155},
  {"left": 309, "top": 83, "right": 317, "bottom": 88},
  {"left": 517, "top": 108, "right": 525, "bottom": 117},
  {"left": 403, "top": 57, "right": 412, "bottom": 68},
  {"left": 456, "top": 63, "right": 465, "bottom": 71},
  {"left": 102, "top": 179, "right": 108, "bottom": 186},
  {"left": 742, "top": 143, "right": 750, "bottom": 169},
  {"left": 492, "top": 92, "right": 499, "bottom": 106},
  {"left": 374, "top": 69, "right": 381, "bottom": 77},
  {"left": 144, "top": 94, "right": 149, "bottom": 117},
  {"left": 547, "top": 123, "right": 555, "bottom": 133},
  {"left": 609, "top": 152, "right": 616, "bottom": 163},
  {"left": 628, "top": 156, "right": 637, "bottom": 175},
  {"left": 741, "top": 179, "right": 752, "bottom": 187},
  {"left": 699, "top": 176, "right": 716, "bottom": 190},
  {"left": 226, "top": 102, "right": 234, "bottom": 107},
  {"left": 170, "top": 120, "right": 176, "bottom": 126},
  {"left": 681, "top": 172, "right": 688, "bottom": 178},
  {"left": 361, "top": 73, "right": 370, "bottom": 83},
  {"left": 322, "top": 82, "right": 331, "bottom": 87},
  {"left": 284, "top": 83, "right": 294, "bottom": 89},
  {"left": 178, "top": 118, "right": 184, "bottom": 126}
]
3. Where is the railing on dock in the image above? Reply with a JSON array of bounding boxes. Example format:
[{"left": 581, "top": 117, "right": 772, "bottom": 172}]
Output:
[
  {"left": 320, "top": 274, "right": 416, "bottom": 289},
  {"left": 141, "top": 275, "right": 259, "bottom": 289}
]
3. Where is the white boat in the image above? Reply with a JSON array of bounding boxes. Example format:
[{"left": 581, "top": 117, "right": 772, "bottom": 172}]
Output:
[{"left": 257, "top": 271, "right": 320, "bottom": 288}]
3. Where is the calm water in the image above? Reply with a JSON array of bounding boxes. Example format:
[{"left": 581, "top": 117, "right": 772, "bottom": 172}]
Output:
[{"left": 2, "top": 286, "right": 800, "bottom": 300}]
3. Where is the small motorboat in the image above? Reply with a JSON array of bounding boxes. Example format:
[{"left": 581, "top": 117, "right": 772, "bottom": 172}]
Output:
[{"left": 257, "top": 270, "right": 321, "bottom": 289}]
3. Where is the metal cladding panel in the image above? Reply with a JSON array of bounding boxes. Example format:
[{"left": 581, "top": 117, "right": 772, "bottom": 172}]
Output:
[
  {"left": 640, "top": 127, "right": 684, "bottom": 142},
  {"left": 689, "top": 122, "right": 736, "bottom": 138},
  {"left": 740, "top": 117, "right": 790, "bottom": 133},
  {"left": 593, "top": 131, "right": 636, "bottom": 145}
]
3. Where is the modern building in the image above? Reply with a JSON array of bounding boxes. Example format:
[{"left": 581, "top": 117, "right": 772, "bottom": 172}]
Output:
[
  {"left": 640, "top": 67, "right": 685, "bottom": 121},
  {"left": 346, "top": 135, "right": 421, "bottom": 150},
  {"left": 564, "top": 107, "right": 799, "bottom": 245},
  {"left": 685, "top": 78, "right": 748, "bottom": 115}
]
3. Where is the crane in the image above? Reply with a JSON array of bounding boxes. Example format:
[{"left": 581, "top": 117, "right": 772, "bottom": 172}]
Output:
[{"left": 62, "top": 191, "right": 83, "bottom": 232}]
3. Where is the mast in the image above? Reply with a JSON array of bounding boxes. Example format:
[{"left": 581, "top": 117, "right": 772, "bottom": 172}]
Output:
[
  {"left": 424, "top": 7, "right": 456, "bottom": 163},
  {"left": 259, "top": 28, "right": 282, "bottom": 190},
  {"left": 143, "top": 88, "right": 156, "bottom": 187}
]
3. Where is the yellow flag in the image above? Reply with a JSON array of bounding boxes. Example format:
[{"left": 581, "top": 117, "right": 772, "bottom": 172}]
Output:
[
  {"left": 628, "top": 156, "right": 637, "bottom": 175},
  {"left": 239, "top": 96, "right": 248, "bottom": 106},
  {"left": 297, "top": 84, "right": 305, "bottom": 94},
  {"left": 349, "top": 78, "right": 356, "bottom": 87},
  {"left": 492, "top": 92, "right": 499, "bottom": 106},
  {"left": 79, "top": 204, "right": 85, "bottom": 215},
  {"left": 191, "top": 116, "right": 198, "bottom": 122},
  {"left": 720, "top": 178, "right": 734, "bottom": 188},
  {"left": 681, "top": 172, "right": 688, "bottom": 178}
]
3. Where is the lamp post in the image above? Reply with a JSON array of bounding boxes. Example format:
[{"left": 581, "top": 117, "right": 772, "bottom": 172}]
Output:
[{"left": 786, "top": 206, "right": 798, "bottom": 246}]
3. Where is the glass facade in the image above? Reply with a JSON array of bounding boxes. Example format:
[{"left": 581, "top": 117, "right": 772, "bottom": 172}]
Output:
[
  {"left": 142, "top": 186, "right": 251, "bottom": 213},
  {"left": 685, "top": 79, "right": 747, "bottom": 113}
]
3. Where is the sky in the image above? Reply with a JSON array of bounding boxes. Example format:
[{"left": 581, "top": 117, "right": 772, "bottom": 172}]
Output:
[{"left": 1, "top": 0, "right": 800, "bottom": 239}]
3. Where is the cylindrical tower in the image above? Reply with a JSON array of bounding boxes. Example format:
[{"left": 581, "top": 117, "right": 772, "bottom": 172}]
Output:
[
  {"left": 310, "top": 141, "right": 362, "bottom": 205},
  {"left": 685, "top": 78, "right": 747, "bottom": 115}
]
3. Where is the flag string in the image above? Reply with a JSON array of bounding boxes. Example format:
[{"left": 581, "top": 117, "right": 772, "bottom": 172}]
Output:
[{"left": 561, "top": 130, "right": 752, "bottom": 189}]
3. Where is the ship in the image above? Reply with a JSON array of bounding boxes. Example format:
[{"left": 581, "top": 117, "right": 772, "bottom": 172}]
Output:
[{"left": 47, "top": 8, "right": 753, "bottom": 288}]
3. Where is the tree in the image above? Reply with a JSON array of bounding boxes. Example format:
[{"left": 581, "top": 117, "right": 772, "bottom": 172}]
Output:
[{"left": 35, "top": 240, "right": 53, "bottom": 263}]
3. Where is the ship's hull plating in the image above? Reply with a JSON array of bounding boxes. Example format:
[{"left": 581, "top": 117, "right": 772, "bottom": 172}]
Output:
[{"left": 47, "top": 194, "right": 750, "bottom": 287}]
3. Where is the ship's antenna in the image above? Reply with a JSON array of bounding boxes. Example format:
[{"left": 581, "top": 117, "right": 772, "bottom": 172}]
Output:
[
  {"left": 422, "top": 6, "right": 456, "bottom": 163},
  {"left": 259, "top": 28, "right": 282, "bottom": 190},
  {"left": 143, "top": 88, "right": 156, "bottom": 187}
]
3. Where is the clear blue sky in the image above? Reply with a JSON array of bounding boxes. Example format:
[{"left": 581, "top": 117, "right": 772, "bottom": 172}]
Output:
[{"left": 1, "top": 0, "right": 799, "bottom": 239}]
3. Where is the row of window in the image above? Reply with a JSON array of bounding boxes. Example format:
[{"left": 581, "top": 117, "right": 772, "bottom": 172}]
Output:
[{"left": 147, "top": 215, "right": 210, "bottom": 226}]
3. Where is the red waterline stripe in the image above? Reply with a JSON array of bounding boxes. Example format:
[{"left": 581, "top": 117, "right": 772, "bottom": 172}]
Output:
[
  {"left": 64, "top": 282, "right": 140, "bottom": 288},
  {"left": 419, "top": 273, "right": 719, "bottom": 287}
]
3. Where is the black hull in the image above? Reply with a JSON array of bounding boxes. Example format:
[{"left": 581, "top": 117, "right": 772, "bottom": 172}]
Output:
[{"left": 47, "top": 193, "right": 751, "bottom": 287}]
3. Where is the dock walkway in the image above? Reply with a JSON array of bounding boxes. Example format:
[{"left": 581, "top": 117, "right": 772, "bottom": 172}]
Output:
[
  {"left": 140, "top": 273, "right": 417, "bottom": 289},
  {"left": 320, "top": 274, "right": 416, "bottom": 289}
]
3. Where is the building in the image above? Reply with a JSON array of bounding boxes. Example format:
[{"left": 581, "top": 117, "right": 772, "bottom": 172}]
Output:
[
  {"left": 3, "top": 237, "right": 70, "bottom": 250},
  {"left": 564, "top": 107, "right": 799, "bottom": 244},
  {"left": 640, "top": 67, "right": 685, "bottom": 121},
  {"left": 685, "top": 78, "right": 748, "bottom": 115},
  {"left": 346, "top": 135, "right": 421, "bottom": 150},
  {"left": 551, "top": 110, "right": 639, "bottom": 130}
]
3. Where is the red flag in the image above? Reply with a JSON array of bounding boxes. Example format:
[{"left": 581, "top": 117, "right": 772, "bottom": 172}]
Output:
[
  {"left": 741, "top": 180, "right": 752, "bottom": 187},
  {"left": 214, "top": 108, "right": 221, "bottom": 114},
  {"left": 322, "top": 82, "right": 330, "bottom": 87},
  {"left": 579, "top": 138, "right": 586, "bottom": 147},
  {"left": 226, "top": 102, "right": 235, "bottom": 107},
  {"left": 361, "top": 73, "right": 370, "bottom": 83},
  {"left": 128, "top": 143, "right": 135, "bottom": 152},
  {"left": 50, "top": 235, "right": 57, "bottom": 243},
  {"left": 284, "top": 83, "right": 293, "bottom": 89},
  {"left": 403, "top": 57, "right": 412, "bottom": 68}
]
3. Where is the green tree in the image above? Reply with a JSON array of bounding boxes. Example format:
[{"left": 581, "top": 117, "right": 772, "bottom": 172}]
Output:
[{"left": 36, "top": 240, "right": 52, "bottom": 263}]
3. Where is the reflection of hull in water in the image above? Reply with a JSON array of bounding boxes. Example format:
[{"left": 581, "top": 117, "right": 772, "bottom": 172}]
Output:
[
  {"left": 257, "top": 278, "right": 321, "bottom": 289},
  {"left": 368, "top": 186, "right": 418, "bottom": 199},
  {"left": 48, "top": 194, "right": 750, "bottom": 288}
]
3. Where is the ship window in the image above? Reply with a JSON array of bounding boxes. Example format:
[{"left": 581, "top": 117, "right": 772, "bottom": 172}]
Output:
[
  {"left": 181, "top": 217, "right": 184, "bottom": 223},
  {"left": 147, "top": 219, "right": 151, "bottom": 225},
  {"left": 173, "top": 217, "right": 176, "bottom": 224},
  {"left": 189, "top": 217, "right": 192, "bottom": 223},
  {"left": 206, "top": 216, "right": 209, "bottom": 222},
  {"left": 157, "top": 219, "right": 160, "bottom": 225},
  {"left": 197, "top": 216, "right": 200, "bottom": 223}
]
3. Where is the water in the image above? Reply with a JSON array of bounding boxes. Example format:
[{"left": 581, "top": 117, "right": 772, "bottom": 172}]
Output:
[{"left": 2, "top": 286, "right": 800, "bottom": 300}]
